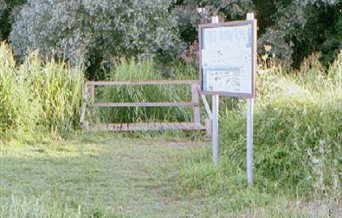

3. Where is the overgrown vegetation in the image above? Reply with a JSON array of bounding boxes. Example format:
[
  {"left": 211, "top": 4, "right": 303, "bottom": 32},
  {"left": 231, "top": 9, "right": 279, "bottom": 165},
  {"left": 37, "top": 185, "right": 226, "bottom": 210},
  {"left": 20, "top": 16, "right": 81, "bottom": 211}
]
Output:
[
  {"left": 0, "top": 43, "right": 84, "bottom": 141},
  {"left": 178, "top": 51, "right": 342, "bottom": 202}
]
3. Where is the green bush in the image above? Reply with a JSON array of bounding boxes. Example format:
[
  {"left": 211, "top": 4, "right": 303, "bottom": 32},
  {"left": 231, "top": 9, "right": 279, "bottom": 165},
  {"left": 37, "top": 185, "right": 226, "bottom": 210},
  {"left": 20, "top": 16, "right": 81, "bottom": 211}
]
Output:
[
  {"left": 0, "top": 43, "right": 84, "bottom": 141},
  {"left": 178, "top": 51, "right": 342, "bottom": 200}
]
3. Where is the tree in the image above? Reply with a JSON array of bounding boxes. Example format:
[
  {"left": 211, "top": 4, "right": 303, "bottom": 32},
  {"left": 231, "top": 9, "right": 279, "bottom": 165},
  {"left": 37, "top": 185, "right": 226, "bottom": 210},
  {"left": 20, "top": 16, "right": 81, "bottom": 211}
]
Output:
[
  {"left": 0, "top": 0, "right": 26, "bottom": 40},
  {"left": 172, "top": 0, "right": 253, "bottom": 44},
  {"left": 0, "top": 0, "right": 8, "bottom": 40},
  {"left": 9, "top": 0, "right": 181, "bottom": 79},
  {"left": 8, "top": 0, "right": 342, "bottom": 75},
  {"left": 258, "top": 0, "right": 341, "bottom": 67}
]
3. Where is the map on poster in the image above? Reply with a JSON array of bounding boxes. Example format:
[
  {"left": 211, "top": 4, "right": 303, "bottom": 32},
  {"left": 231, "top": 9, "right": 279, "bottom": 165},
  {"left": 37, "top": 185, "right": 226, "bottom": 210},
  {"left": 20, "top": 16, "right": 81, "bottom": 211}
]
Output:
[{"left": 200, "top": 23, "right": 254, "bottom": 96}]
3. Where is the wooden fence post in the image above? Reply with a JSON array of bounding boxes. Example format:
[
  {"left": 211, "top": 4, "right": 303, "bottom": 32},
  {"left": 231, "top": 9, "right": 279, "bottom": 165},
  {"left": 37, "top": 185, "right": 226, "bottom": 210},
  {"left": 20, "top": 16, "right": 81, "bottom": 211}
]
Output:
[
  {"left": 192, "top": 83, "right": 201, "bottom": 124},
  {"left": 80, "top": 85, "right": 88, "bottom": 128},
  {"left": 88, "top": 83, "right": 95, "bottom": 122}
]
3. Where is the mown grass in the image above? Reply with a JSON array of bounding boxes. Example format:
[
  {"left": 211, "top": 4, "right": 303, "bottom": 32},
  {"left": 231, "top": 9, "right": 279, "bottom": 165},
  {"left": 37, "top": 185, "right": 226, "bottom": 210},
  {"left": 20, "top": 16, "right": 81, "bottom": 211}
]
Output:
[
  {"left": 0, "top": 132, "right": 225, "bottom": 218},
  {"left": 1, "top": 132, "right": 340, "bottom": 218}
]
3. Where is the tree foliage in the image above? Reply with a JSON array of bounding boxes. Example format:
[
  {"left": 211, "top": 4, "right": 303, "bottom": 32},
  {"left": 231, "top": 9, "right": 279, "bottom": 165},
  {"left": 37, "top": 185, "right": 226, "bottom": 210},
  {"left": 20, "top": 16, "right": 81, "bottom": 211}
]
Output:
[
  {"left": 9, "top": 0, "right": 181, "bottom": 78},
  {"left": 0, "top": 0, "right": 9, "bottom": 40},
  {"left": 3, "top": 0, "right": 342, "bottom": 76},
  {"left": 259, "top": 0, "right": 341, "bottom": 67},
  {"left": 173, "top": 0, "right": 341, "bottom": 67},
  {"left": 172, "top": 0, "right": 253, "bottom": 43},
  {"left": 0, "top": 0, "right": 26, "bottom": 40}
]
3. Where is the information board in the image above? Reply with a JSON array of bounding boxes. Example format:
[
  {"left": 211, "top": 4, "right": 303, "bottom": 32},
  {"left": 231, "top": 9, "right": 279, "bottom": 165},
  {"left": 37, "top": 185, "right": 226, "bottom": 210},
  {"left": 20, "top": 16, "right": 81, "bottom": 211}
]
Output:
[{"left": 199, "top": 20, "right": 256, "bottom": 97}]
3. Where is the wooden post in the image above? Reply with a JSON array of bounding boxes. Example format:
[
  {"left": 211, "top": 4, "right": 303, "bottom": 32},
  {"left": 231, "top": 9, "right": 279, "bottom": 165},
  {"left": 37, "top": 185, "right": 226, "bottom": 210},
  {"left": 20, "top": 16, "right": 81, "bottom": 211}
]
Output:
[
  {"left": 197, "top": 85, "right": 212, "bottom": 137},
  {"left": 80, "top": 85, "right": 88, "bottom": 128},
  {"left": 204, "top": 118, "right": 212, "bottom": 137},
  {"left": 211, "top": 15, "right": 219, "bottom": 166},
  {"left": 88, "top": 83, "right": 95, "bottom": 123},
  {"left": 192, "top": 83, "right": 201, "bottom": 124}
]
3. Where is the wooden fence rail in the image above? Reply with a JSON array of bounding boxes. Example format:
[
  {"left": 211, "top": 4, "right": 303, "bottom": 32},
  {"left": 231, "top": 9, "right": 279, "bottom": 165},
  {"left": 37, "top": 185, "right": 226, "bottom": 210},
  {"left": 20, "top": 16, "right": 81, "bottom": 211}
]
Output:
[{"left": 80, "top": 80, "right": 211, "bottom": 134}]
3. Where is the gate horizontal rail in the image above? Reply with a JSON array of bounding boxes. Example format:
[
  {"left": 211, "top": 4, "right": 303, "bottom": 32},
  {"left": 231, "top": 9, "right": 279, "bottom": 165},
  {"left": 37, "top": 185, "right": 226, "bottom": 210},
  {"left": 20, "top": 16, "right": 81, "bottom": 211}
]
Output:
[
  {"left": 81, "top": 80, "right": 211, "bottom": 134},
  {"left": 94, "top": 102, "right": 197, "bottom": 108},
  {"left": 88, "top": 80, "right": 197, "bottom": 86},
  {"left": 96, "top": 123, "right": 204, "bottom": 131}
]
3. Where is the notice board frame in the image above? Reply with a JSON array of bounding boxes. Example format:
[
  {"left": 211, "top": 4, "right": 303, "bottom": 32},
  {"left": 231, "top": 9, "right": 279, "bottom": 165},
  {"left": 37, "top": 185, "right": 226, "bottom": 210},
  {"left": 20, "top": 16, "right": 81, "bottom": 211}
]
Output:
[{"left": 198, "top": 20, "right": 257, "bottom": 98}]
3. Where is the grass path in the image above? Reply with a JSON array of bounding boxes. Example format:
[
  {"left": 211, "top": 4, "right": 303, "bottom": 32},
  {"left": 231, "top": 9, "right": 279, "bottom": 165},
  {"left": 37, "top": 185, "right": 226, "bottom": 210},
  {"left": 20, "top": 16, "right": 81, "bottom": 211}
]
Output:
[
  {"left": 0, "top": 132, "right": 217, "bottom": 217},
  {"left": 1, "top": 132, "right": 340, "bottom": 218}
]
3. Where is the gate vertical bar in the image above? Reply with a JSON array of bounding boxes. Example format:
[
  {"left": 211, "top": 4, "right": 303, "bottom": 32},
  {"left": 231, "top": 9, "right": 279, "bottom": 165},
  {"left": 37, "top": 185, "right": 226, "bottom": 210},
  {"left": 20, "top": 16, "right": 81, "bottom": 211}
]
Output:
[
  {"left": 88, "top": 82, "right": 95, "bottom": 123},
  {"left": 80, "top": 85, "right": 88, "bottom": 128},
  {"left": 192, "top": 83, "right": 201, "bottom": 125}
]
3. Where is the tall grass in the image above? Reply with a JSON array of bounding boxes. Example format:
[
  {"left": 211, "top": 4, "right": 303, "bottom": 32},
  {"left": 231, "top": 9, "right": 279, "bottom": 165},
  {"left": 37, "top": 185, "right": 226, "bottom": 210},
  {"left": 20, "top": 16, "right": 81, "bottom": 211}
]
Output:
[
  {"left": 178, "top": 51, "right": 342, "bottom": 201},
  {"left": 0, "top": 43, "right": 38, "bottom": 139},
  {"left": 96, "top": 58, "right": 194, "bottom": 123},
  {"left": 20, "top": 53, "right": 84, "bottom": 133},
  {"left": 0, "top": 43, "right": 84, "bottom": 141}
]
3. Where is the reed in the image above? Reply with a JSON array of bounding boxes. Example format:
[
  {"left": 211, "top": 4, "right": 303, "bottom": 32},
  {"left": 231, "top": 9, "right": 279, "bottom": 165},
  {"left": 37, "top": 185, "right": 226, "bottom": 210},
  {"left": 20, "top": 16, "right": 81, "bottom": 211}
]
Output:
[{"left": 0, "top": 43, "right": 84, "bottom": 141}]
